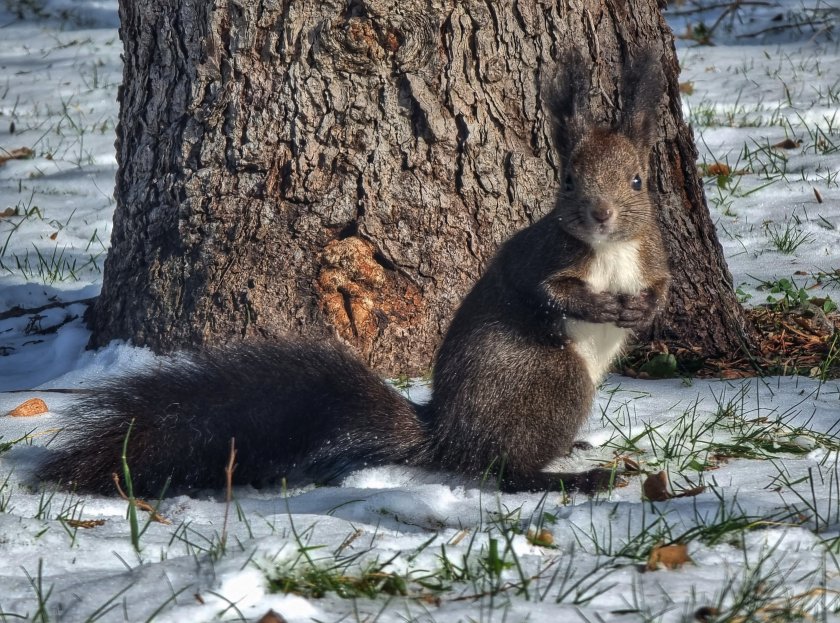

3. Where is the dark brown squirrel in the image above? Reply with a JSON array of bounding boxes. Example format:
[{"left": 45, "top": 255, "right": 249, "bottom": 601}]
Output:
[{"left": 38, "top": 52, "right": 670, "bottom": 496}]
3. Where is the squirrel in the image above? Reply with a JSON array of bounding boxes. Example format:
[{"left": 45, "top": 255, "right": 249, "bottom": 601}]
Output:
[{"left": 37, "top": 52, "right": 670, "bottom": 497}]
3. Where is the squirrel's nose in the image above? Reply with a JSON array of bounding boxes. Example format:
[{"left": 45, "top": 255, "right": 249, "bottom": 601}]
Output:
[{"left": 591, "top": 204, "right": 613, "bottom": 224}]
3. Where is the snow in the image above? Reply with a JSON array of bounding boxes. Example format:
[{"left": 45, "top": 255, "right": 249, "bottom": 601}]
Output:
[{"left": 2, "top": 1, "right": 840, "bottom": 621}]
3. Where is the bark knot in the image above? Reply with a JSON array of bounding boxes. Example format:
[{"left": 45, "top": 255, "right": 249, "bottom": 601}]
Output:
[
  {"left": 317, "top": 236, "right": 423, "bottom": 352},
  {"left": 316, "top": 6, "right": 435, "bottom": 75}
]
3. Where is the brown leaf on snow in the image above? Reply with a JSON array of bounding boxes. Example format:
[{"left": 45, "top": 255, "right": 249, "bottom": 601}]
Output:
[
  {"left": 8, "top": 398, "right": 49, "bottom": 417},
  {"left": 111, "top": 474, "right": 172, "bottom": 524},
  {"left": 679, "top": 81, "right": 695, "bottom": 95},
  {"left": 643, "top": 471, "right": 671, "bottom": 501},
  {"left": 700, "top": 162, "right": 749, "bottom": 178},
  {"left": 256, "top": 610, "right": 288, "bottom": 623},
  {"left": 771, "top": 138, "right": 802, "bottom": 150},
  {"left": 0, "top": 147, "right": 34, "bottom": 166},
  {"left": 64, "top": 518, "right": 106, "bottom": 529},
  {"left": 677, "top": 485, "right": 707, "bottom": 498},
  {"left": 646, "top": 543, "right": 691, "bottom": 571},
  {"left": 599, "top": 455, "right": 640, "bottom": 473},
  {"left": 643, "top": 472, "right": 705, "bottom": 501},
  {"left": 526, "top": 528, "right": 554, "bottom": 547},
  {"left": 705, "top": 162, "right": 730, "bottom": 176},
  {"left": 622, "top": 456, "right": 642, "bottom": 472},
  {"left": 694, "top": 606, "right": 720, "bottom": 621}
]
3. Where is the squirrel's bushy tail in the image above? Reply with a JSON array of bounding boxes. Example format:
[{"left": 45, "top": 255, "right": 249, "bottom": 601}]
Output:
[{"left": 39, "top": 341, "right": 429, "bottom": 496}]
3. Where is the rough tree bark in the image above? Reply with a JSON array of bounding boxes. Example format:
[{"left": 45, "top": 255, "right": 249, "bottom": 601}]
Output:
[{"left": 89, "top": 0, "right": 757, "bottom": 374}]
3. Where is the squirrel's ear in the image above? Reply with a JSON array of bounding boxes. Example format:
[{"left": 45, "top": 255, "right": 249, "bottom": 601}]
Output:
[
  {"left": 546, "top": 52, "right": 593, "bottom": 158},
  {"left": 619, "top": 49, "right": 667, "bottom": 150}
]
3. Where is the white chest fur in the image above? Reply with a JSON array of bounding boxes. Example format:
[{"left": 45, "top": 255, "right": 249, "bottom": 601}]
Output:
[{"left": 565, "top": 241, "right": 645, "bottom": 385}]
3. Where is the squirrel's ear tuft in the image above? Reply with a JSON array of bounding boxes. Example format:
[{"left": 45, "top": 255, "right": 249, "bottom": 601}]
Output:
[
  {"left": 546, "top": 51, "right": 593, "bottom": 159},
  {"left": 620, "top": 49, "right": 667, "bottom": 150}
]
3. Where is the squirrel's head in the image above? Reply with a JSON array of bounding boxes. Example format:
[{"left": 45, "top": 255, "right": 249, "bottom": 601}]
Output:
[
  {"left": 548, "top": 49, "right": 666, "bottom": 246},
  {"left": 559, "top": 128, "right": 654, "bottom": 244}
]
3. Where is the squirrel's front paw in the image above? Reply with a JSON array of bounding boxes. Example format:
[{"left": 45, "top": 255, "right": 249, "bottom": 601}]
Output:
[
  {"left": 615, "top": 290, "right": 658, "bottom": 329},
  {"left": 579, "top": 291, "right": 624, "bottom": 323}
]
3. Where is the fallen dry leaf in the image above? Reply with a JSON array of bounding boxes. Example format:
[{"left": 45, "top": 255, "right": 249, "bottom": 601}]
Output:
[
  {"left": 256, "top": 610, "right": 288, "bottom": 623},
  {"left": 112, "top": 473, "right": 172, "bottom": 524},
  {"left": 526, "top": 528, "right": 554, "bottom": 547},
  {"left": 814, "top": 188, "right": 823, "bottom": 204},
  {"left": 705, "top": 162, "right": 730, "bottom": 177},
  {"left": 772, "top": 138, "right": 802, "bottom": 150},
  {"left": 0, "top": 147, "right": 34, "bottom": 166},
  {"left": 8, "top": 398, "right": 49, "bottom": 417},
  {"left": 679, "top": 81, "right": 695, "bottom": 95},
  {"left": 622, "top": 456, "right": 641, "bottom": 472},
  {"left": 642, "top": 471, "right": 707, "bottom": 501},
  {"left": 677, "top": 485, "right": 707, "bottom": 498},
  {"left": 646, "top": 543, "right": 691, "bottom": 571},
  {"left": 694, "top": 606, "right": 720, "bottom": 621},
  {"left": 64, "top": 518, "right": 106, "bottom": 529},
  {"left": 643, "top": 471, "right": 671, "bottom": 501},
  {"left": 700, "top": 162, "right": 749, "bottom": 178}
]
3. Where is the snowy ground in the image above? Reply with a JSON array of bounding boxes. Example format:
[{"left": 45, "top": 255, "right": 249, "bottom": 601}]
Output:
[{"left": 1, "top": 1, "right": 840, "bottom": 621}]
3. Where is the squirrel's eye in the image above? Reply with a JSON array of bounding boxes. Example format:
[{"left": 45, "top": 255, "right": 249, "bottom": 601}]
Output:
[
  {"left": 631, "top": 174, "right": 642, "bottom": 191},
  {"left": 564, "top": 174, "right": 574, "bottom": 192}
]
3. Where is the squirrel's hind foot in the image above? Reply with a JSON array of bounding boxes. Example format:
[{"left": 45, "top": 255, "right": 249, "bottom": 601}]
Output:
[{"left": 500, "top": 468, "right": 621, "bottom": 494}]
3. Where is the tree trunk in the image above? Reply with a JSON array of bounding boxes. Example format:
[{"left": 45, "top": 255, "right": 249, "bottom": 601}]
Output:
[{"left": 90, "top": 0, "right": 756, "bottom": 374}]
